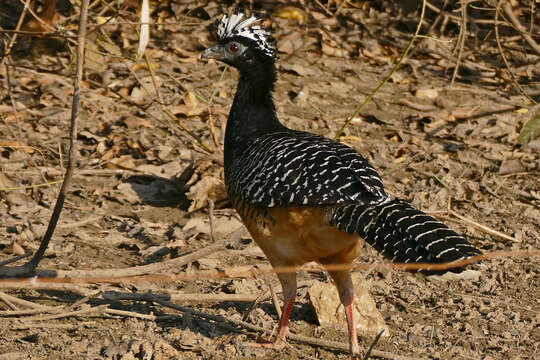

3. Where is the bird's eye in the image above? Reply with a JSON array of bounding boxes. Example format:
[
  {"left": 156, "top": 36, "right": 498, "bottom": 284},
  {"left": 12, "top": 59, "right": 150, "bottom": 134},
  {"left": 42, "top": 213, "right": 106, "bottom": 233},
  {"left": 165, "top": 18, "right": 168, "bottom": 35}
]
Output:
[{"left": 229, "top": 43, "right": 239, "bottom": 52}]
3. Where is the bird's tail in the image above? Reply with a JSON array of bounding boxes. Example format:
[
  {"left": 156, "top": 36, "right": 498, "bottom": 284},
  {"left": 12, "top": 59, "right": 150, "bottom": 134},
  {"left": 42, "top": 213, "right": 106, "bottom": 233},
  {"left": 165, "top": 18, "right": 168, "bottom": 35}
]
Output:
[{"left": 330, "top": 198, "right": 482, "bottom": 266}]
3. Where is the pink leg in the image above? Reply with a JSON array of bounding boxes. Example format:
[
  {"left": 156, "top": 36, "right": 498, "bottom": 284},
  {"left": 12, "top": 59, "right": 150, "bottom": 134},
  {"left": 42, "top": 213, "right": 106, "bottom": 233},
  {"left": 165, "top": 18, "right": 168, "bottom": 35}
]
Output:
[
  {"left": 342, "top": 286, "right": 360, "bottom": 358},
  {"left": 275, "top": 283, "right": 296, "bottom": 343},
  {"left": 327, "top": 270, "right": 360, "bottom": 359},
  {"left": 247, "top": 271, "right": 297, "bottom": 348}
]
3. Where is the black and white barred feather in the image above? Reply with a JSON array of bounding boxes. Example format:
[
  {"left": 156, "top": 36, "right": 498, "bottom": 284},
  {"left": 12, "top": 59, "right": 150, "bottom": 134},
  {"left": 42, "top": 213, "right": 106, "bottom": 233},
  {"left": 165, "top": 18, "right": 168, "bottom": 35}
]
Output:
[
  {"left": 226, "top": 130, "right": 482, "bottom": 265},
  {"left": 226, "top": 130, "right": 385, "bottom": 207},
  {"left": 329, "top": 199, "right": 482, "bottom": 264}
]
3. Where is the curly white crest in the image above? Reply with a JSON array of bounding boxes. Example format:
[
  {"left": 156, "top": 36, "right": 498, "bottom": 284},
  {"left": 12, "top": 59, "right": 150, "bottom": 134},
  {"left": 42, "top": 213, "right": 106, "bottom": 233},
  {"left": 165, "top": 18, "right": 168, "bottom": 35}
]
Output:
[{"left": 217, "top": 12, "right": 277, "bottom": 59}]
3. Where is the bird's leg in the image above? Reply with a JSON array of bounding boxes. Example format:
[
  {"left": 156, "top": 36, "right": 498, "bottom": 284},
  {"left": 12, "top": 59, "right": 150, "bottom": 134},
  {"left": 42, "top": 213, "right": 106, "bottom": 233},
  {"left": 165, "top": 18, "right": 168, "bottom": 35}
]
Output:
[
  {"left": 246, "top": 271, "right": 297, "bottom": 349},
  {"left": 274, "top": 271, "right": 297, "bottom": 344},
  {"left": 327, "top": 270, "right": 360, "bottom": 359}
]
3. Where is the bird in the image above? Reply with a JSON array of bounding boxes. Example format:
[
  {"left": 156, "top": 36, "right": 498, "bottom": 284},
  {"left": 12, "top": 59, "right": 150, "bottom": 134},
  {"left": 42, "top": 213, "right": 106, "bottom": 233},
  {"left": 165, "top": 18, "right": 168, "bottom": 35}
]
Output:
[{"left": 201, "top": 12, "right": 482, "bottom": 359}]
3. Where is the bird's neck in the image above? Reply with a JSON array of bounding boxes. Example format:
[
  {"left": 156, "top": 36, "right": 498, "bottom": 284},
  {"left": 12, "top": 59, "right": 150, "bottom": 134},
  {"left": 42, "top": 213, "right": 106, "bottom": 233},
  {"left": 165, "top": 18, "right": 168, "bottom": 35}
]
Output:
[{"left": 224, "top": 64, "right": 285, "bottom": 165}]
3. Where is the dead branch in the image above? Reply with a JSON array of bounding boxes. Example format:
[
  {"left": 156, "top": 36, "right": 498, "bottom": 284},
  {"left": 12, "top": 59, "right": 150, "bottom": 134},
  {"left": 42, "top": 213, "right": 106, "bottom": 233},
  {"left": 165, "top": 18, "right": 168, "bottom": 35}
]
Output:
[
  {"left": 0, "top": 250, "right": 538, "bottom": 289},
  {"left": 0, "top": 0, "right": 91, "bottom": 279}
]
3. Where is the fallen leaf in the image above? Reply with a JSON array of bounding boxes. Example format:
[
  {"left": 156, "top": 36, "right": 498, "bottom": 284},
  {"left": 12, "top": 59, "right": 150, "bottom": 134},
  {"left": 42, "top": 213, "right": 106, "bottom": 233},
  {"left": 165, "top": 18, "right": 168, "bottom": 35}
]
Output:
[
  {"left": 322, "top": 43, "right": 349, "bottom": 58},
  {"left": 415, "top": 87, "right": 439, "bottom": 100},
  {"left": 186, "top": 176, "right": 227, "bottom": 211},
  {"left": 499, "top": 158, "right": 525, "bottom": 175},
  {"left": 123, "top": 115, "right": 152, "bottom": 128},
  {"left": 518, "top": 115, "right": 540, "bottom": 144},
  {"left": 275, "top": 6, "right": 307, "bottom": 24},
  {"left": 5, "top": 241, "right": 25, "bottom": 256},
  {"left": 0, "top": 140, "right": 35, "bottom": 154}
]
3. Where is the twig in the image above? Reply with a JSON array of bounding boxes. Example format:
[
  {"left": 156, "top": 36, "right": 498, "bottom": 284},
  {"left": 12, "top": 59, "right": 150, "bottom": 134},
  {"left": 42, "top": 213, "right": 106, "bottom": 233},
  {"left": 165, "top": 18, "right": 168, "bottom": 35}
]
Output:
[
  {"left": 0, "top": 292, "right": 18, "bottom": 310},
  {"left": 0, "top": 249, "right": 539, "bottom": 289},
  {"left": 450, "top": 0, "right": 467, "bottom": 87},
  {"left": 208, "top": 199, "right": 217, "bottom": 242},
  {"left": 447, "top": 206, "right": 520, "bottom": 243},
  {"left": 334, "top": 0, "right": 427, "bottom": 139},
  {"left": 144, "top": 52, "right": 164, "bottom": 104},
  {"left": 104, "top": 308, "right": 177, "bottom": 321},
  {"left": 34, "top": 0, "right": 89, "bottom": 272},
  {"left": 0, "top": 252, "right": 32, "bottom": 267},
  {"left": 103, "top": 290, "right": 263, "bottom": 303},
  {"left": 364, "top": 330, "right": 385, "bottom": 360},
  {"left": 57, "top": 216, "right": 102, "bottom": 229},
  {"left": 397, "top": 99, "right": 437, "bottom": 112},
  {"left": 264, "top": 277, "right": 282, "bottom": 320},
  {"left": 0, "top": 180, "right": 62, "bottom": 192},
  {"left": 494, "top": 1, "right": 536, "bottom": 104},
  {"left": 447, "top": 197, "right": 519, "bottom": 242},
  {"left": 0, "top": 0, "right": 91, "bottom": 278},
  {"left": 0, "top": 282, "right": 98, "bottom": 296},
  {"left": 0, "top": 291, "right": 51, "bottom": 310},
  {"left": 10, "top": 321, "right": 97, "bottom": 330},
  {"left": 501, "top": 1, "right": 540, "bottom": 56},
  {"left": 15, "top": 304, "right": 108, "bottom": 322}
]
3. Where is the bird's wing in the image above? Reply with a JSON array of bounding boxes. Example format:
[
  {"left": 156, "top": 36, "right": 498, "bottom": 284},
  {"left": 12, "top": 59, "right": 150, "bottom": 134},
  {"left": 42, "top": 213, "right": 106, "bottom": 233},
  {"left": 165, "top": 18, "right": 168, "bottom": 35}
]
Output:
[{"left": 226, "top": 131, "right": 388, "bottom": 207}]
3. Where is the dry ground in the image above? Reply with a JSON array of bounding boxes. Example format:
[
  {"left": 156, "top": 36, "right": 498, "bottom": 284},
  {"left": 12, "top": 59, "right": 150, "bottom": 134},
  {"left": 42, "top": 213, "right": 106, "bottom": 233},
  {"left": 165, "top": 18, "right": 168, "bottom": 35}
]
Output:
[{"left": 1, "top": 1, "right": 539, "bottom": 359}]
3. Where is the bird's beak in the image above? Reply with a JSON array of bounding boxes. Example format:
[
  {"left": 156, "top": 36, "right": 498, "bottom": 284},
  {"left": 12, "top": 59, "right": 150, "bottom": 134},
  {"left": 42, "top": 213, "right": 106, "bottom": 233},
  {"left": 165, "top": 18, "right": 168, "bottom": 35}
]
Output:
[{"left": 201, "top": 44, "right": 225, "bottom": 61}]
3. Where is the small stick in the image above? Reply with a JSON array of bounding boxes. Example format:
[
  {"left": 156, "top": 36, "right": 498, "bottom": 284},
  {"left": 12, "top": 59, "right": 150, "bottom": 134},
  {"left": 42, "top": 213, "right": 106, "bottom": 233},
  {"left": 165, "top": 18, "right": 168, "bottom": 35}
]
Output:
[
  {"left": 208, "top": 199, "right": 217, "bottom": 242},
  {"left": 494, "top": 1, "right": 536, "bottom": 104},
  {"left": 447, "top": 199, "right": 519, "bottom": 243},
  {"left": 0, "top": 291, "right": 51, "bottom": 310},
  {"left": 0, "top": 283, "right": 97, "bottom": 297},
  {"left": 450, "top": 0, "right": 467, "bottom": 87},
  {"left": 364, "top": 330, "right": 385, "bottom": 360},
  {"left": 0, "top": 292, "right": 50, "bottom": 310},
  {"left": 0, "top": 292, "right": 18, "bottom": 310},
  {"left": 1, "top": 0, "right": 30, "bottom": 59},
  {"left": 11, "top": 321, "right": 97, "bottom": 330},
  {"left": 57, "top": 216, "right": 102, "bottom": 229},
  {"left": 16, "top": 304, "right": 108, "bottom": 322},
  {"left": 104, "top": 308, "right": 177, "bottom": 321},
  {"left": 0, "top": 252, "right": 32, "bottom": 267},
  {"left": 103, "top": 290, "right": 263, "bottom": 303}
]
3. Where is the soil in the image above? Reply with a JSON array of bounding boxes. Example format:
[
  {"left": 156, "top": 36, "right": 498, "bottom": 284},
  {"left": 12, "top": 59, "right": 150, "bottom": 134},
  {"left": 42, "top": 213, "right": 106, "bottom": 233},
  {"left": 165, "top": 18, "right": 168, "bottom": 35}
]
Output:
[{"left": 0, "top": 2, "right": 539, "bottom": 360}]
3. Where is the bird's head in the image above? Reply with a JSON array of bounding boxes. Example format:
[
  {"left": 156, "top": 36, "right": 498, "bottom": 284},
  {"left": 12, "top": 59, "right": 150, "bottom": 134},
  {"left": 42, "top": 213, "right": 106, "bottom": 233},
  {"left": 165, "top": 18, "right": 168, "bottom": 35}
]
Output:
[{"left": 201, "top": 12, "right": 278, "bottom": 71}]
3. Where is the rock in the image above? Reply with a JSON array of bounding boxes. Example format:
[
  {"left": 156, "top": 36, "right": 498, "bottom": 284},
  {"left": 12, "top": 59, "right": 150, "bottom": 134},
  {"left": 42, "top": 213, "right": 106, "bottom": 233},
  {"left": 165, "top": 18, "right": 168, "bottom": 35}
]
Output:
[{"left": 308, "top": 274, "right": 389, "bottom": 337}]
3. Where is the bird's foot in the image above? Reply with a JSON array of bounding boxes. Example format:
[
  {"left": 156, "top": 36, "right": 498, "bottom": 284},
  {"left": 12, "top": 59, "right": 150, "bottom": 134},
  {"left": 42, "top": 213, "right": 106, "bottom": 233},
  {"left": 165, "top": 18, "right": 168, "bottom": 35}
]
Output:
[{"left": 244, "top": 334, "right": 287, "bottom": 349}]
